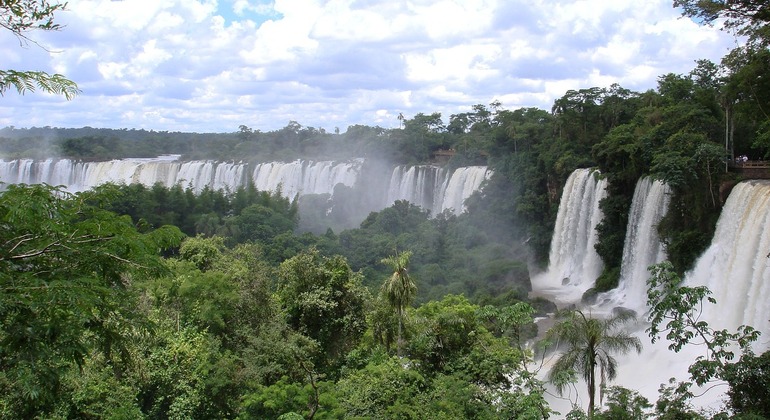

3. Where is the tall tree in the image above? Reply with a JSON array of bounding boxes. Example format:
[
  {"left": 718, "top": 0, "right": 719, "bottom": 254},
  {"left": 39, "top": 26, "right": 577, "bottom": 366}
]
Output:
[
  {"left": 546, "top": 310, "right": 642, "bottom": 419},
  {"left": 277, "top": 248, "right": 370, "bottom": 373},
  {"left": 381, "top": 250, "right": 416, "bottom": 357},
  {"left": 1, "top": 0, "right": 79, "bottom": 99}
]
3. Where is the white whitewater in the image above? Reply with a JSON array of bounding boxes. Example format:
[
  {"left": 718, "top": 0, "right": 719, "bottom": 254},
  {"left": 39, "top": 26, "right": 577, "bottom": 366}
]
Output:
[
  {"left": 0, "top": 156, "right": 247, "bottom": 193},
  {"left": 0, "top": 157, "right": 490, "bottom": 221},
  {"left": 595, "top": 177, "right": 671, "bottom": 313},
  {"left": 386, "top": 165, "right": 490, "bottom": 216},
  {"left": 612, "top": 180, "right": 770, "bottom": 411},
  {"left": 686, "top": 180, "right": 770, "bottom": 336},
  {"left": 532, "top": 168, "right": 608, "bottom": 304},
  {"left": 0, "top": 157, "right": 362, "bottom": 196},
  {"left": 386, "top": 165, "right": 441, "bottom": 213},
  {"left": 436, "top": 166, "right": 491, "bottom": 215},
  {"left": 250, "top": 160, "right": 362, "bottom": 199},
  {"left": 543, "top": 179, "right": 770, "bottom": 414}
]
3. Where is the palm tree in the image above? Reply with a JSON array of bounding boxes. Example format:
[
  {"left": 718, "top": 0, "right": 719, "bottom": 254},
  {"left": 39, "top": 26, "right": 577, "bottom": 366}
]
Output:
[
  {"left": 381, "top": 250, "right": 416, "bottom": 357},
  {"left": 546, "top": 309, "right": 642, "bottom": 418}
]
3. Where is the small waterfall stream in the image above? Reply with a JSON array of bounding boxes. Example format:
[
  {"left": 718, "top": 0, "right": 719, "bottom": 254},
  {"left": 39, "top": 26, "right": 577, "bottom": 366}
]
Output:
[
  {"left": 532, "top": 168, "right": 607, "bottom": 304},
  {"left": 594, "top": 177, "right": 671, "bottom": 313},
  {"left": 385, "top": 165, "right": 490, "bottom": 216}
]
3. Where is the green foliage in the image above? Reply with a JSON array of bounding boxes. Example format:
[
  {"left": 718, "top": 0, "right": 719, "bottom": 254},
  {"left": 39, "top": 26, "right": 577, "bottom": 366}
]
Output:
[
  {"left": 674, "top": 0, "right": 770, "bottom": 47},
  {"left": 179, "top": 235, "right": 226, "bottom": 271},
  {"left": 47, "top": 353, "right": 143, "bottom": 419},
  {"left": 276, "top": 248, "right": 371, "bottom": 374},
  {"left": 594, "top": 386, "right": 652, "bottom": 420},
  {"left": 239, "top": 376, "right": 343, "bottom": 420},
  {"left": 0, "top": 69, "right": 80, "bottom": 99},
  {"left": 134, "top": 323, "right": 231, "bottom": 419},
  {"left": 478, "top": 302, "right": 539, "bottom": 348},
  {"left": 336, "top": 356, "right": 429, "bottom": 419},
  {"left": 148, "top": 259, "right": 240, "bottom": 336},
  {"left": 380, "top": 250, "right": 416, "bottom": 356},
  {"left": 646, "top": 262, "right": 769, "bottom": 419},
  {"left": 653, "top": 379, "right": 707, "bottom": 420},
  {"left": 723, "top": 351, "right": 770, "bottom": 418},
  {"left": 98, "top": 182, "right": 298, "bottom": 253},
  {"left": 0, "top": 184, "right": 182, "bottom": 416}
]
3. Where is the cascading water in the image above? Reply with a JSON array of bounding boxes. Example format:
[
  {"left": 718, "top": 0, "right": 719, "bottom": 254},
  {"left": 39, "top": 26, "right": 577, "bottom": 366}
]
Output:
[
  {"left": 435, "top": 166, "right": 490, "bottom": 215},
  {"left": 532, "top": 168, "right": 607, "bottom": 304},
  {"left": 0, "top": 157, "right": 490, "bottom": 223},
  {"left": 386, "top": 165, "right": 440, "bottom": 213},
  {"left": 594, "top": 177, "right": 671, "bottom": 313},
  {"left": 0, "top": 155, "right": 244, "bottom": 193},
  {"left": 250, "top": 160, "right": 362, "bottom": 199},
  {"left": 0, "top": 157, "right": 363, "bottom": 195},
  {"left": 541, "top": 178, "right": 770, "bottom": 413},
  {"left": 385, "top": 165, "right": 491, "bottom": 216},
  {"left": 686, "top": 180, "right": 770, "bottom": 336}
]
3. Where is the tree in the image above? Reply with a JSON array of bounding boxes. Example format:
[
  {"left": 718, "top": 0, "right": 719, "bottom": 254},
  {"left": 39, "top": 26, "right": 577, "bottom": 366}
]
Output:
[
  {"left": 1, "top": 0, "right": 80, "bottom": 99},
  {"left": 593, "top": 386, "right": 652, "bottom": 420},
  {"left": 546, "top": 310, "right": 642, "bottom": 419},
  {"left": 380, "top": 250, "right": 417, "bottom": 357},
  {"left": 276, "top": 249, "right": 370, "bottom": 373}
]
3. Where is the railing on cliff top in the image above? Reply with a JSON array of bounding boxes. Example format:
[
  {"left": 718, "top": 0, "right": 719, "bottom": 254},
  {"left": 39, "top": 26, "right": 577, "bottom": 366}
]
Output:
[{"left": 729, "top": 160, "right": 770, "bottom": 179}]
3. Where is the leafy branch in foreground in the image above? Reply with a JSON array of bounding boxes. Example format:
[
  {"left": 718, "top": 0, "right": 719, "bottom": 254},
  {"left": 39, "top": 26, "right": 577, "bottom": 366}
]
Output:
[
  {"left": 0, "top": 69, "right": 80, "bottom": 99},
  {"left": 0, "top": 184, "right": 183, "bottom": 416},
  {"left": 645, "top": 261, "right": 770, "bottom": 419},
  {"left": 1, "top": 1, "right": 80, "bottom": 99},
  {"left": 646, "top": 261, "right": 760, "bottom": 386},
  {"left": 0, "top": 0, "right": 67, "bottom": 38}
]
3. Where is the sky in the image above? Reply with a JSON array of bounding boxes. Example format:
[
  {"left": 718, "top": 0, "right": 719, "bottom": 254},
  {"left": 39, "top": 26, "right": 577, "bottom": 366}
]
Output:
[{"left": 0, "top": 0, "right": 740, "bottom": 133}]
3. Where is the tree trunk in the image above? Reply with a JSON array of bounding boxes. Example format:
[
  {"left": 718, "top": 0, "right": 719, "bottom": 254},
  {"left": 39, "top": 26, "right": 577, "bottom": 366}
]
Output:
[
  {"left": 588, "top": 363, "right": 596, "bottom": 419},
  {"left": 397, "top": 309, "right": 403, "bottom": 357}
]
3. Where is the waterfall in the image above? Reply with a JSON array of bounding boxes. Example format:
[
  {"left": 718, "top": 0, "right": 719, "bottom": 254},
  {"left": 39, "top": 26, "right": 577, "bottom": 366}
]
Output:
[
  {"left": 0, "top": 157, "right": 490, "bottom": 226},
  {"left": 436, "top": 166, "right": 490, "bottom": 215},
  {"left": 607, "top": 180, "right": 770, "bottom": 411},
  {"left": 250, "top": 160, "right": 362, "bottom": 199},
  {"left": 532, "top": 168, "right": 607, "bottom": 304},
  {"left": 0, "top": 156, "right": 248, "bottom": 193},
  {"left": 0, "top": 157, "right": 363, "bottom": 196},
  {"left": 596, "top": 177, "right": 671, "bottom": 312},
  {"left": 686, "top": 180, "right": 770, "bottom": 335},
  {"left": 385, "top": 165, "right": 490, "bottom": 216},
  {"left": 540, "top": 177, "right": 770, "bottom": 413},
  {"left": 386, "top": 165, "right": 440, "bottom": 212}
]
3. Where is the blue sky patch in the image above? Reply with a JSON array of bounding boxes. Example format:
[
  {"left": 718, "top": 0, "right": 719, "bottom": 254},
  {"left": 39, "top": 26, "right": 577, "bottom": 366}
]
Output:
[{"left": 216, "top": 0, "right": 283, "bottom": 27}]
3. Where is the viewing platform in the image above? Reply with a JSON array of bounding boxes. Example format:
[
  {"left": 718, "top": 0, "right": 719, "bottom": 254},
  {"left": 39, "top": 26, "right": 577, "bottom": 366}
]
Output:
[
  {"left": 431, "top": 149, "right": 456, "bottom": 165},
  {"left": 730, "top": 160, "right": 770, "bottom": 179}
]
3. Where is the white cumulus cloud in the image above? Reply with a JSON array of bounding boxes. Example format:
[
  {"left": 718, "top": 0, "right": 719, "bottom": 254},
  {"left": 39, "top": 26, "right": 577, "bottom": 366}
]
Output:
[{"left": 0, "top": 0, "right": 740, "bottom": 132}]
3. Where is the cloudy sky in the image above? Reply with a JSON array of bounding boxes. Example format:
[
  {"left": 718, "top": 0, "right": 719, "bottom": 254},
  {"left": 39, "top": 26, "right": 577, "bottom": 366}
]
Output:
[{"left": 0, "top": 0, "right": 739, "bottom": 133}]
